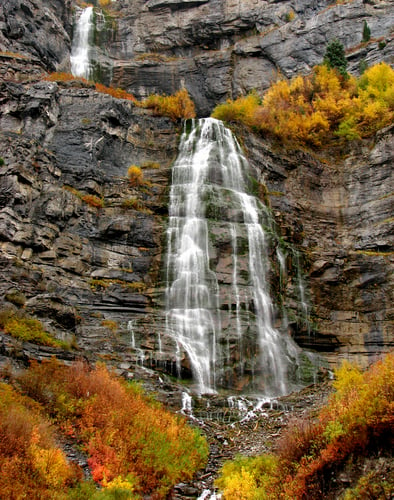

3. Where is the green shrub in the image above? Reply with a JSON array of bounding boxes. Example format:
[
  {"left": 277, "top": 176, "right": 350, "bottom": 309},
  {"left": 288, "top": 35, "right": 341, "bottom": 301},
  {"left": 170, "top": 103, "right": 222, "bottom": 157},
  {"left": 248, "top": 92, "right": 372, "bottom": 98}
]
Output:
[
  {"left": 285, "top": 9, "right": 295, "bottom": 22},
  {"left": 323, "top": 38, "right": 348, "bottom": 78},
  {"left": 4, "top": 291, "right": 26, "bottom": 307},
  {"left": 121, "top": 197, "right": 152, "bottom": 214},
  {"left": 2, "top": 314, "right": 66, "bottom": 348},
  {"left": 362, "top": 20, "right": 371, "bottom": 42}
]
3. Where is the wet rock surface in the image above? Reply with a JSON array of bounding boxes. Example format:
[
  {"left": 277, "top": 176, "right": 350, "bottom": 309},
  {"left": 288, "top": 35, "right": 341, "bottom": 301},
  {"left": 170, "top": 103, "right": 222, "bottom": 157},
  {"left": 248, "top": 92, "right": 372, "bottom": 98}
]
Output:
[{"left": 239, "top": 123, "right": 394, "bottom": 369}]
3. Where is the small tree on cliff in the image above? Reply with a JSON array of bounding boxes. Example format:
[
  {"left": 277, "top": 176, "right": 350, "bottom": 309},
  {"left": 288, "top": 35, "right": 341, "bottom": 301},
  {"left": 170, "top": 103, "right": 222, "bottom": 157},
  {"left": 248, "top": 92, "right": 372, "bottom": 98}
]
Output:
[
  {"left": 362, "top": 20, "right": 371, "bottom": 42},
  {"left": 323, "top": 38, "right": 348, "bottom": 78}
]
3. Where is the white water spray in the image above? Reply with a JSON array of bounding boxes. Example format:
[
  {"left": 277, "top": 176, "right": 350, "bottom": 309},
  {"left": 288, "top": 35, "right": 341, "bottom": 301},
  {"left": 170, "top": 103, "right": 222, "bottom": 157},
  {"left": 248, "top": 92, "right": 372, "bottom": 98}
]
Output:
[
  {"left": 70, "top": 7, "right": 93, "bottom": 79},
  {"left": 166, "top": 118, "right": 301, "bottom": 395}
]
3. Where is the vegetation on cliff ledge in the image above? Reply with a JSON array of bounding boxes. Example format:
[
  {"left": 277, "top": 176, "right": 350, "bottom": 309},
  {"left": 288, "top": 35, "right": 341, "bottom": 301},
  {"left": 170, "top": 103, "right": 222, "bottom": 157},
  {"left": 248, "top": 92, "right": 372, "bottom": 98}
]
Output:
[
  {"left": 215, "top": 352, "right": 394, "bottom": 499},
  {"left": 45, "top": 73, "right": 195, "bottom": 121},
  {"left": 212, "top": 62, "right": 394, "bottom": 149},
  {"left": 0, "top": 359, "right": 208, "bottom": 499}
]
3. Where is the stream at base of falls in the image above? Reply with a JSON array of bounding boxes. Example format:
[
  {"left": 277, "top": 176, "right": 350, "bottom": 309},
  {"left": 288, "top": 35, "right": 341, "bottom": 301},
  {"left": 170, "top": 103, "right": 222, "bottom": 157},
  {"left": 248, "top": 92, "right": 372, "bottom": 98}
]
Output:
[{"left": 164, "top": 377, "right": 333, "bottom": 499}]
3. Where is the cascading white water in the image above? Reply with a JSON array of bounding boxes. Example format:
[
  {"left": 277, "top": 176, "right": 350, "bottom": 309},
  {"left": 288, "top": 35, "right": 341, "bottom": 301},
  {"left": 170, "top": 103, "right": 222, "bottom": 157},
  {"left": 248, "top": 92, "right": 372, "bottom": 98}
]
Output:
[
  {"left": 70, "top": 7, "right": 93, "bottom": 79},
  {"left": 166, "top": 118, "right": 300, "bottom": 395},
  {"left": 165, "top": 119, "right": 221, "bottom": 394}
]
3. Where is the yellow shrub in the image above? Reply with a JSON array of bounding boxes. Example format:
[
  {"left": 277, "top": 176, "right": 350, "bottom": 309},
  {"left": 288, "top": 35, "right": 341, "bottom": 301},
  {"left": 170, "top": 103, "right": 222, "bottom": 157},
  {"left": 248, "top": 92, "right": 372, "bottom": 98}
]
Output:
[
  {"left": 211, "top": 62, "right": 394, "bottom": 149},
  {"left": 140, "top": 88, "right": 196, "bottom": 121},
  {"left": 215, "top": 455, "right": 279, "bottom": 500},
  {"left": 212, "top": 92, "right": 260, "bottom": 126},
  {"left": 3, "top": 315, "right": 64, "bottom": 347},
  {"left": 29, "top": 434, "right": 72, "bottom": 489},
  {"left": 101, "top": 320, "right": 118, "bottom": 332},
  {"left": 127, "top": 165, "right": 144, "bottom": 186}
]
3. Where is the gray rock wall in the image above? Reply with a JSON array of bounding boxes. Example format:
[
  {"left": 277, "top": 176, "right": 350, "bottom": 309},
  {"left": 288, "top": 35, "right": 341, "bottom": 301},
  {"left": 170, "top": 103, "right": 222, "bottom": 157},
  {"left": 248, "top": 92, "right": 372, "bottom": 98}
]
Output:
[
  {"left": 105, "top": 0, "right": 394, "bottom": 114},
  {"left": 239, "top": 124, "right": 394, "bottom": 368},
  {"left": 0, "top": 79, "right": 180, "bottom": 369},
  {"left": 0, "top": 0, "right": 392, "bottom": 379}
]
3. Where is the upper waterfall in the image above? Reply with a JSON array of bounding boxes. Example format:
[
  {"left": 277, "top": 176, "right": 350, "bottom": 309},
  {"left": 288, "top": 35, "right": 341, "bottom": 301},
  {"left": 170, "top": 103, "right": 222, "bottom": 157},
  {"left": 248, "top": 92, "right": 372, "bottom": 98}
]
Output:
[
  {"left": 165, "top": 118, "right": 303, "bottom": 396},
  {"left": 70, "top": 6, "right": 93, "bottom": 80}
]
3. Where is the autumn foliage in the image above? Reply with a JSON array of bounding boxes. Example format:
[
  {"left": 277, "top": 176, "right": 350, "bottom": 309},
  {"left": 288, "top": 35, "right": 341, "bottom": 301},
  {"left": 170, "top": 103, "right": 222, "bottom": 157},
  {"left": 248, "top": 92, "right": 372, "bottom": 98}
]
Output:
[
  {"left": 215, "top": 353, "right": 394, "bottom": 499},
  {"left": 0, "top": 382, "right": 79, "bottom": 500},
  {"left": 212, "top": 62, "right": 394, "bottom": 148},
  {"left": 45, "top": 73, "right": 136, "bottom": 102},
  {"left": 5, "top": 359, "right": 208, "bottom": 499},
  {"left": 45, "top": 73, "right": 195, "bottom": 121},
  {"left": 0, "top": 309, "right": 68, "bottom": 348},
  {"left": 127, "top": 165, "right": 144, "bottom": 186},
  {"left": 139, "top": 88, "right": 196, "bottom": 121}
]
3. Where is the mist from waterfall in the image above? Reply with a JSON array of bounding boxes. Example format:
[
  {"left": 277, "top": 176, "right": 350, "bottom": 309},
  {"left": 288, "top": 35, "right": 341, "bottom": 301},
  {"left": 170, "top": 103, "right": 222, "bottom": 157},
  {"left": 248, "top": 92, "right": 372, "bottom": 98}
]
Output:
[
  {"left": 70, "top": 6, "right": 93, "bottom": 80},
  {"left": 165, "top": 118, "right": 301, "bottom": 396}
]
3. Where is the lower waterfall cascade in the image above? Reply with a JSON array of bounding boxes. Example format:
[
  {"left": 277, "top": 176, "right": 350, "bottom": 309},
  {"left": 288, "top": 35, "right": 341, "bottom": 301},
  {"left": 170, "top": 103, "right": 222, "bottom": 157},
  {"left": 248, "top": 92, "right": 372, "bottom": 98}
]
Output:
[{"left": 165, "top": 118, "right": 318, "bottom": 396}]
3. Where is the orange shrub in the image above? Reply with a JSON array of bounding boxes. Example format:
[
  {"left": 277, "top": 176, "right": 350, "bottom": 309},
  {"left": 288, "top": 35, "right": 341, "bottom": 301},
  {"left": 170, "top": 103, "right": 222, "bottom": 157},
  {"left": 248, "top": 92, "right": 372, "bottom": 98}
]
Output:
[
  {"left": 63, "top": 186, "right": 104, "bottom": 209},
  {"left": 81, "top": 194, "right": 105, "bottom": 208},
  {"left": 16, "top": 359, "right": 208, "bottom": 499},
  {"left": 44, "top": 73, "right": 136, "bottom": 102},
  {"left": 95, "top": 82, "right": 136, "bottom": 101},
  {"left": 44, "top": 72, "right": 88, "bottom": 84},
  {"left": 0, "top": 383, "right": 78, "bottom": 500}
]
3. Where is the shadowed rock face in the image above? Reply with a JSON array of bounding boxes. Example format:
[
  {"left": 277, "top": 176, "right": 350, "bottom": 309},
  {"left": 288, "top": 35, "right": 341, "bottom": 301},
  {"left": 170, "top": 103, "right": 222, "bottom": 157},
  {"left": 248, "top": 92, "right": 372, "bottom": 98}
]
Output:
[
  {"left": 0, "top": 0, "right": 72, "bottom": 70},
  {"left": 0, "top": 0, "right": 392, "bottom": 383},
  {"left": 0, "top": 79, "right": 180, "bottom": 369}
]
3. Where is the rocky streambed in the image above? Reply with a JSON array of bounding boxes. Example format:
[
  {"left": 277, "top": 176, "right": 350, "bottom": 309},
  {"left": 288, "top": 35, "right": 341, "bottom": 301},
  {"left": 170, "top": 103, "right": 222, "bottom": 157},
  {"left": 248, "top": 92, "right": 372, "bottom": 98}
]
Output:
[
  {"left": 172, "top": 383, "right": 332, "bottom": 499},
  {"left": 121, "top": 365, "right": 333, "bottom": 499}
]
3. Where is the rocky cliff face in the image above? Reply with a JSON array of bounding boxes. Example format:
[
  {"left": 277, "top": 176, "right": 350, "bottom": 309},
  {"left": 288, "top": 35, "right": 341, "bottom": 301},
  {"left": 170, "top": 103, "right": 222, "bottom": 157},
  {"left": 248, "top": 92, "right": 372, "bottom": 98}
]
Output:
[
  {"left": 240, "top": 125, "right": 394, "bottom": 368},
  {"left": 99, "top": 0, "right": 393, "bottom": 115},
  {"left": 0, "top": 0, "right": 392, "bottom": 384},
  {"left": 0, "top": 77, "right": 181, "bottom": 372}
]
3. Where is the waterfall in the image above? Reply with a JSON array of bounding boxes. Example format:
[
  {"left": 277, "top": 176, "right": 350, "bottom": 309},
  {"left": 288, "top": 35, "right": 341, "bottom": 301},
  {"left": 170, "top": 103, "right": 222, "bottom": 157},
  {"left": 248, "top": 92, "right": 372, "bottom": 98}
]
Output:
[
  {"left": 165, "top": 119, "right": 220, "bottom": 394},
  {"left": 70, "top": 7, "right": 93, "bottom": 80},
  {"left": 166, "top": 118, "right": 302, "bottom": 396}
]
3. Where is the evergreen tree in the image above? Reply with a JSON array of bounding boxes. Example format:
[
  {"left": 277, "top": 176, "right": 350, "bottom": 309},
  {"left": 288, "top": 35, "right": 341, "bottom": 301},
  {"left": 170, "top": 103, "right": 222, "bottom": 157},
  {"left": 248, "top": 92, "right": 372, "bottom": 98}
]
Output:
[
  {"left": 362, "top": 20, "right": 371, "bottom": 42},
  {"left": 323, "top": 38, "right": 348, "bottom": 78}
]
